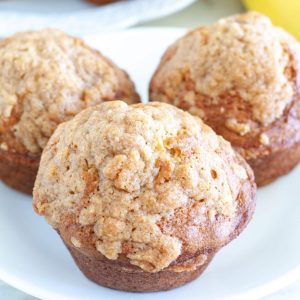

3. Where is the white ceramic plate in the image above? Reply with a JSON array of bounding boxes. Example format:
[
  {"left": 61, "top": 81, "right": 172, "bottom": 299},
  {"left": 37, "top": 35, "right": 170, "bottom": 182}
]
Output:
[
  {"left": 0, "top": 28, "right": 300, "bottom": 300},
  {"left": 0, "top": 0, "right": 196, "bottom": 37}
]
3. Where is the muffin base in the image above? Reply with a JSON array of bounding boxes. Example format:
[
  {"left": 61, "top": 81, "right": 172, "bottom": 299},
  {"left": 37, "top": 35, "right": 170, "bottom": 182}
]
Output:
[
  {"left": 65, "top": 243, "right": 215, "bottom": 292},
  {"left": 248, "top": 141, "right": 300, "bottom": 186},
  {"left": 0, "top": 149, "right": 40, "bottom": 194}
]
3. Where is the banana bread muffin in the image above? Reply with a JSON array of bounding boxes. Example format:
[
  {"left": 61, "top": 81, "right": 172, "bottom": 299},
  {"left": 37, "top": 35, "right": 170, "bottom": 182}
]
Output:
[
  {"left": 0, "top": 29, "right": 139, "bottom": 194},
  {"left": 33, "top": 101, "right": 256, "bottom": 292},
  {"left": 150, "top": 12, "right": 300, "bottom": 186}
]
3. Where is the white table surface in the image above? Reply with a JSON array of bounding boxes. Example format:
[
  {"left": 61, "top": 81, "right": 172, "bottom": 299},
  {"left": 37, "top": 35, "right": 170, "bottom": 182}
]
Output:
[{"left": 1, "top": 0, "right": 299, "bottom": 299}]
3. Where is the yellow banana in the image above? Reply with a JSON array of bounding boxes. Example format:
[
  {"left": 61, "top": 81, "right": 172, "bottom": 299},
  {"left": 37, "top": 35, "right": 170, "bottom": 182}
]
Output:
[{"left": 243, "top": 0, "right": 300, "bottom": 40}]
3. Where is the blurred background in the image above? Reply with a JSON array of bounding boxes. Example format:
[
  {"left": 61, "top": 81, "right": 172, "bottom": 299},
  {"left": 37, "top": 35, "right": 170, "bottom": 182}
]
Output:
[
  {"left": 0, "top": 0, "right": 297, "bottom": 39},
  {"left": 0, "top": 0, "right": 299, "bottom": 299}
]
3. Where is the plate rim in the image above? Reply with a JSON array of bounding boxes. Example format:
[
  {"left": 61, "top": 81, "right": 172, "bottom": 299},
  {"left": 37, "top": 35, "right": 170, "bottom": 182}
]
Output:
[{"left": 1, "top": 262, "right": 300, "bottom": 300}]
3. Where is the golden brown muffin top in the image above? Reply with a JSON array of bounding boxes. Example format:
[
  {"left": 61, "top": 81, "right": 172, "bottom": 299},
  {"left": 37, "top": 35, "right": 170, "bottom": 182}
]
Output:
[
  {"left": 0, "top": 29, "right": 138, "bottom": 154},
  {"left": 33, "top": 101, "right": 251, "bottom": 273},
  {"left": 150, "top": 12, "right": 300, "bottom": 127}
]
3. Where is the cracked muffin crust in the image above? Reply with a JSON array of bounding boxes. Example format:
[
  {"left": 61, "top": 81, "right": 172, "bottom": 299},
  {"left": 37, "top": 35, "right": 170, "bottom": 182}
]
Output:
[
  {"left": 0, "top": 29, "right": 139, "bottom": 194},
  {"left": 149, "top": 12, "right": 300, "bottom": 186},
  {"left": 33, "top": 101, "right": 256, "bottom": 291}
]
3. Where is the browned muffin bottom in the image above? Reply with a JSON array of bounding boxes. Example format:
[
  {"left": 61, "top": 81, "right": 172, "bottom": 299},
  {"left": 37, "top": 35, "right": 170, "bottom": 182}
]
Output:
[
  {"left": 0, "top": 29, "right": 139, "bottom": 194},
  {"left": 149, "top": 12, "right": 300, "bottom": 186},
  {"left": 0, "top": 150, "right": 39, "bottom": 194},
  {"left": 33, "top": 101, "right": 256, "bottom": 292},
  {"left": 64, "top": 242, "right": 215, "bottom": 292}
]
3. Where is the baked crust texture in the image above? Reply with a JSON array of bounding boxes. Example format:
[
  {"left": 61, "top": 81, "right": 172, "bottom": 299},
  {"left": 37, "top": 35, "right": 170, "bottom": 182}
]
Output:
[
  {"left": 0, "top": 29, "right": 139, "bottom": 193},
  {"left": 0, "top": 29, "right": 139, "bottom": 155},
  {"left": 33, "top": 101, "right": 256, "bottom": 291},
  {"left": 149, "top": 12, "right": 300, "bottom": 186}
]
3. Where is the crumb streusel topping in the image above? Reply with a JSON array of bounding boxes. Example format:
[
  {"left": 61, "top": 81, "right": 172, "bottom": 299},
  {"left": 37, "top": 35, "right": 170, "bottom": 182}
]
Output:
[
  {"left": 33, "top": 101, "right": 248, "bottom": 272},
  {"left": 150, "top": 12, "right": 300, "bottom": 126},
  {"left": 0, "top": 29, "right": 138, "bottom": 154}
]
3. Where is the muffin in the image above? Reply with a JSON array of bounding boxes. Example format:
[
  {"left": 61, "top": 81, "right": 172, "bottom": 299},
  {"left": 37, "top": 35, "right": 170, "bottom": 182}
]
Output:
[
  {"left": 33, "top": 101, "right": 256, "bottom": 292},
  {"left": 0, "top": 29, "right": 139, "bottom": 194},
  {"left": 149, "top": 12, "right": 300, "bottom": 186}
]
